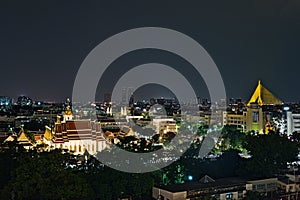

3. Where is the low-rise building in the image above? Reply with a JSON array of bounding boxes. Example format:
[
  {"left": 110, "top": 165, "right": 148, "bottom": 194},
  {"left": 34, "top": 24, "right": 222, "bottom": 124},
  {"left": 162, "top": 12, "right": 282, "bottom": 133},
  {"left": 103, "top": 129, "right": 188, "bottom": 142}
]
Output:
[
  {"left": 153, "top": 176, "right": 248, "bottom": 200},
  {"left": 152, "top": 176, "right": 280, "bottom": 200},
  {"left": 247, "top": 177, "right": 277, "bottom": 194}
]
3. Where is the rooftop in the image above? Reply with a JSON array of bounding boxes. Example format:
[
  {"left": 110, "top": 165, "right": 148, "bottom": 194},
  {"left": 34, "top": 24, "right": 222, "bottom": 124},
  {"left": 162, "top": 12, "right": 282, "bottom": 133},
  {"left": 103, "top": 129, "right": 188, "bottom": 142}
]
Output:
[
  {"left": 155, "top": 177, "right": 247, "bottom": 193},
  {"left": 248, "top": 80, "right": 282, "bottom": 106}
]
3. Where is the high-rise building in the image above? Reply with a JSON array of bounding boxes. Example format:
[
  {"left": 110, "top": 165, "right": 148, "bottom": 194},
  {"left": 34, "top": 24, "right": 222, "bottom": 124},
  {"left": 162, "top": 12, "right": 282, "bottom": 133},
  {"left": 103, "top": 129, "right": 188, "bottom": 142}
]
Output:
[
  {"left": 121, "top": 88, "right": 127, "bottom": 105},
  {"left": 121, "top": 87, "right": 134, "bottom": 105},
  {"left": 16, "top": 96, "right": 33, "bottom": 107},
  {"left": 0, "top": 96, "right": 12, "bottom": 107}
]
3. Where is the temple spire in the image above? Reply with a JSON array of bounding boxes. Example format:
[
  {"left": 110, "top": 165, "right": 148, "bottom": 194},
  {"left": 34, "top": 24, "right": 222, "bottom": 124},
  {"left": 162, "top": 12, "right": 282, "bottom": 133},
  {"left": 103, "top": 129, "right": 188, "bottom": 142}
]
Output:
[{"left": 247, "top": 80, "right": 282, "bottom": 106}]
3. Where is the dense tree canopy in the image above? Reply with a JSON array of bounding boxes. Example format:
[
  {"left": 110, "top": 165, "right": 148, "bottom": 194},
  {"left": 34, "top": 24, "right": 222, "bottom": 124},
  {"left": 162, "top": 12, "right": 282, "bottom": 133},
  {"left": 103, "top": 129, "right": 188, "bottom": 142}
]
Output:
[
  {"left": 240, "top": 130, "right": 298, "bottom": 177},
  {"left": 0, "top": 144, "right": 157, "bottom": 200}
]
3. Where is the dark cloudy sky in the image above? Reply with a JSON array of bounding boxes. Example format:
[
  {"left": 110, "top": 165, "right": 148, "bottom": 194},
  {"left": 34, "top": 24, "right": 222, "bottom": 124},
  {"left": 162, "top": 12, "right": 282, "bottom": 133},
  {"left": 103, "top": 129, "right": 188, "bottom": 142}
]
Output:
[{"left": 0, "top": 0, "right": 299, "bottom": 102}]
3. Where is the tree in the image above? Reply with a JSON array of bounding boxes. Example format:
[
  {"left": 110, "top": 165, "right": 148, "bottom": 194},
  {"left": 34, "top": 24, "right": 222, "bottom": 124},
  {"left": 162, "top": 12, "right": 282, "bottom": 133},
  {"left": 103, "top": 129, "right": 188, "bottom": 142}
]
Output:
[
  {"left": 196, "top": 125, "right": 208, "bottom": 136},
  {"left": 290, "top": 131, "right": 300, "bottom": 148},
  {"left": 241, "top": 131, "right": 298, "bottom": 177},
  {"left": 1, "top": 148, "right": 93, "bottom": 199},
  {"left": 161, "top": 161, "right": 185, "bottom": 185},
  {"left": 0, "top": 141, "right": 21, "bottom": 194},
  {"left": 220, "top": 125, "right": 246, "bottom": 151}
]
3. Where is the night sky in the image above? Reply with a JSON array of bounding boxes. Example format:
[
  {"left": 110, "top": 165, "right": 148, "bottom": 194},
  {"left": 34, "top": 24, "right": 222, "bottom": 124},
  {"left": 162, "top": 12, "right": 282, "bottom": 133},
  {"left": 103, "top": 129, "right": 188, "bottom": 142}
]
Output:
[{"left": 0, "top": 1, "right": 299, "bottom": 102}]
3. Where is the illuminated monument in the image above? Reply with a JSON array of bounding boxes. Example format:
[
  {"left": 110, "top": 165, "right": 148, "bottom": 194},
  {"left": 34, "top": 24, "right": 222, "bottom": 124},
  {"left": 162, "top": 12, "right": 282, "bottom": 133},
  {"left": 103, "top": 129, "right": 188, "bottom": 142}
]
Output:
[
  {"left": 223, "top": 80, "right": 282, "bottom": 133},
  {"left": 247, "top": 80, "right": 282, "bottom": 106},
  {"left": 247, "top": 80, "right": 282, "bottom": 133}
]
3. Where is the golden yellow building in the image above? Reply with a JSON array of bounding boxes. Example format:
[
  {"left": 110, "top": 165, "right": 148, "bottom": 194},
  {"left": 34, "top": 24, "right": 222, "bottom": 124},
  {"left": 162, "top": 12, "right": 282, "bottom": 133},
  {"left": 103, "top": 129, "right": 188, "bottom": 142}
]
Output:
[
  {"left": 223, "top": 80, "right": 282, "bottom": 133},
  {"left": 246, "top": 104, "right": 264, "bottom": 133}
]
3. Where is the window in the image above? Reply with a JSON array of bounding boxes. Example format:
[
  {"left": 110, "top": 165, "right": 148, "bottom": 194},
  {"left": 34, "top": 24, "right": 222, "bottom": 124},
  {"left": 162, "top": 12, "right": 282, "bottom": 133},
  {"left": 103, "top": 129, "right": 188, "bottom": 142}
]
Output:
[
  {"left": 226, "top": 192, "right": 233, "bottom": 199},
  {"left": 257, "top": 184, "right": 266, "bottom": 190},
  {"left": 267, "top": 183, "right": 276, "bottom": 188},
  {"left": 252, "top": 111, "right": 259, "bottom": 122}
]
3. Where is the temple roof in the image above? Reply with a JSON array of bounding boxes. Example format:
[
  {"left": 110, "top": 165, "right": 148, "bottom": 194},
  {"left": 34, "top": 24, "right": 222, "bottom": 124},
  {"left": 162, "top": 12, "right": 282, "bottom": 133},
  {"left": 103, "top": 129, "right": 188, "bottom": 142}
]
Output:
[
  {"left": 17, "top": 129, "right": 30, "bottom": 141},
  {"left": 199, "top": 175, "right": 215, "bottom": 183},
  {"left": 17, "top": 128, "right": 32, "bottom": 146},
  {"left": 247, "top": 80, "right": 282, "bottom": 106},
  {"left": 3, "top": 135, "right": 16, "bottom": 143}
]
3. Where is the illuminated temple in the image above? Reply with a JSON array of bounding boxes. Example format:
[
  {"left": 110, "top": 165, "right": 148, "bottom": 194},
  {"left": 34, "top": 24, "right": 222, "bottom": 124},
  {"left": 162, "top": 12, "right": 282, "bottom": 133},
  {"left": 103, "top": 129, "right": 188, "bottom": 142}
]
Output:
[{"left": 43, "top": 107, "right": 107, "bottom": 155}]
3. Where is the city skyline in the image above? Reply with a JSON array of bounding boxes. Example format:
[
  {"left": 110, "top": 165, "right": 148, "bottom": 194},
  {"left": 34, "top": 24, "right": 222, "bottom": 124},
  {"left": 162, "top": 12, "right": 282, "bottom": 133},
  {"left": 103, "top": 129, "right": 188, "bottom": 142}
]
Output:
[{"left": 0, "top": 79, "right": 297, "bottom": 104}]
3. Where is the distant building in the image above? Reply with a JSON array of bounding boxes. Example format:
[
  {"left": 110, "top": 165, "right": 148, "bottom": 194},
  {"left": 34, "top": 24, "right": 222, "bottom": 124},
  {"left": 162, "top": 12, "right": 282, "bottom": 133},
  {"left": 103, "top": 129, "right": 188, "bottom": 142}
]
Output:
[
  {"left": 3, "top": 128, "right": 33, "bottom": 149},
  {"left": 152, "top": 118, "right": 177, "bottom": 135},
  {"left": 16, "top": 96, "right": 33, "bottom": 107},
  {"left": 104, "top": 93, "right": 112, "bottom": 103},
  {"left": 222, "top": 111, "right": 247, "bottom": 132},
  {"left": 0, "top": 96, "right": 12, "bottom": 114},
  {"left": 287, "top": 111, "right": 300, "bottom": 135}
]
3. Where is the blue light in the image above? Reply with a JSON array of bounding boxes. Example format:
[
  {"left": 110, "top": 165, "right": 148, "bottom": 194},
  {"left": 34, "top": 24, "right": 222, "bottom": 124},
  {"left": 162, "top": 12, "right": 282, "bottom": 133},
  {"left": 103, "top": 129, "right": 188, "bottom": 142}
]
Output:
[
  {"left": 188, "top": 175, "right": 193, "bottom": 181},
  {"left": 283, "top": 106, "right": 290, "bottom": 111}
]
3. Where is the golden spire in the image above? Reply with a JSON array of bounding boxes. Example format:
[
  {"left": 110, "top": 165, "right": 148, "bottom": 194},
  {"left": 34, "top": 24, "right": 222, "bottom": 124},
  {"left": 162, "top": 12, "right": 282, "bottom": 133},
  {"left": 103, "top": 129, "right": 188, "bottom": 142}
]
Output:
[
  {"left": 44, "top": 127, "right": 52, "bottom": 140},
  {"left": 56, "top": 115, "right": 61, "bottom": 124},
  {"left": 247, "top": 80, "right": 282, "bottom": 106},
  {"left": 64, "top": 106, "right": 73, "bottom": 116}
]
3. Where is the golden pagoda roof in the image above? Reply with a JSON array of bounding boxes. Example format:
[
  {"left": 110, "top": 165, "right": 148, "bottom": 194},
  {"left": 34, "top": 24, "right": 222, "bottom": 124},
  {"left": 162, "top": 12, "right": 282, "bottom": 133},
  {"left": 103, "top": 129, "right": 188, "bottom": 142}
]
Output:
[
  {"left": 3, "top": 135, "right": 16, "bottom": 143},
  {"left": 247, "top": 80, "right": 282, "bottom": 106},
  {"left": 17, "top": 128, "right": 32, "bottom": 146},
  {"left": 17, "top": 128, "right": 30, "bottom": 141},
  {"left": 44, "top": 127, "right": 52, "bottom": 140}
]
